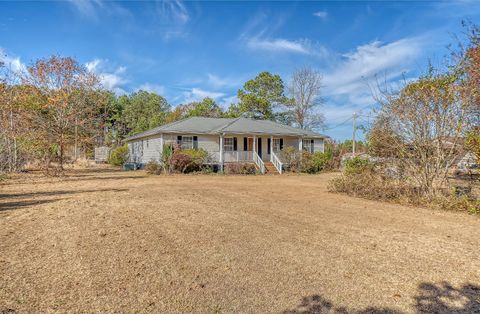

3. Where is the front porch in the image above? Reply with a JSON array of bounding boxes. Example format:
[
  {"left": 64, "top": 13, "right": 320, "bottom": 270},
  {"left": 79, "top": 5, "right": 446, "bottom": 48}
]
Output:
[{"left": 218, "top": 135, "right": 303, "bottom": 174}]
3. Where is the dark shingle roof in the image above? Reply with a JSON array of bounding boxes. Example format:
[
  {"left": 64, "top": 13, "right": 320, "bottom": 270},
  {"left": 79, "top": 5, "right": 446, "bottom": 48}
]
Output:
[{"left": 125, "top": 117, "right": 327, "bottom": 141}]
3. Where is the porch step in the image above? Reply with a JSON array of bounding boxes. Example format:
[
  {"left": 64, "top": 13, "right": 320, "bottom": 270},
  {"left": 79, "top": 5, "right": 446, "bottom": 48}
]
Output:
[{"left": 264, "top": 162, "right": 280, "bottom": 175}]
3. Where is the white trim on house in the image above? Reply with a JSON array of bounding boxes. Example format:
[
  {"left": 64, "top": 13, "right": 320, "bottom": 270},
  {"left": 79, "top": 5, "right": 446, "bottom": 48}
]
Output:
[
  {"left": 223, "top": 137, "right": 234, "bottom": 152},
  {"left": 303, "top": 139, "right": 314, "bottom": 153},
  {"left": 180, "top": 135, "right": 194, "bottom": 149}
]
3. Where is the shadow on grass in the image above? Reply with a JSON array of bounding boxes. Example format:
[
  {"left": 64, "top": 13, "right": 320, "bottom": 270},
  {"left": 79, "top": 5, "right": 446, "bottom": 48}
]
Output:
[
  {"left": 58, "top": 175, "right": 144, "bottom": 183},
  {"left": 415, "top": 282, "right": 480, "bottom": 313},
  {"left": 284, "top": 282, "right": 480, "bottom": 314},
  {"left": 1, "top": 169, "right": 144, "bottom": 186},
  {"left": 0, "top": 188, "right": 128, "bottom": 212},
  {"left": 0, "top": 188, "right": 128, "bottom": 199},
  {"left": 0, "top": 199, "right": 63, "bottom": 212}
]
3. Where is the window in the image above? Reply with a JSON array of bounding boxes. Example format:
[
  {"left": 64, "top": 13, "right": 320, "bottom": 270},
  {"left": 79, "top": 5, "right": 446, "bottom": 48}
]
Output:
[
  {"left": 273, "top": 138, "right": 281, "bottom": 152},
  {"left": 181, "top": 136, "right": 193, "bottom": 149},
  {"left": 223, "top": 137, "right": 234, "bottom": 151},
  {"left": 303, "top": 139, "right": 314, "bottom": 153}
]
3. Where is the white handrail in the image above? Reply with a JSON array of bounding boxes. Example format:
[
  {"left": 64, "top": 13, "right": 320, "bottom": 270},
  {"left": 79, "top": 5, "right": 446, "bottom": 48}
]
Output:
[
  {"left": 253, "top": 151, "right": 265, "bottom": 174},
  {"left": 223, "top": 151, "right": 254, "bottom": 162},
  {"left": 271, "top": 151, "right": 283, "bottom": 174}
]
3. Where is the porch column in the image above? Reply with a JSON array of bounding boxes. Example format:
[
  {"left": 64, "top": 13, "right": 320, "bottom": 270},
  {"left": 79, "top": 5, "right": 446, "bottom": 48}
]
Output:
[
  {"left": 298, "top": 137, "right": 303, "bottom": 151},
  {"left": 220, "top": 134, "right": 224, "bottom": 171},
  {"left": 159, "top": 133, "right": 164, "bottom": 161},
  {"left": 253, "top": 136, "right": 256, "bottom": 154},
  {"left": 270, "top": 135, "right": 273, "bottom": 161}
]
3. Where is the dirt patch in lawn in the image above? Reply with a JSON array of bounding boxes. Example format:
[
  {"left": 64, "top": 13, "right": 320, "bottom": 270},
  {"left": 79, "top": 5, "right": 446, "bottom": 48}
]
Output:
[{"left": 1, "top": 168, "right": 479, "bottom": 313}]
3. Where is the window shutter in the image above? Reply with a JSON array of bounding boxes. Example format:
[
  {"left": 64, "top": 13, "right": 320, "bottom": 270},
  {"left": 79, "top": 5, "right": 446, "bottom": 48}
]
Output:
[
  {"left": 233, "top": 137, "right": 237, "bottom": 151},
  {"left": 244, "top": 137, "right": 247, "bottom": 151},
  {"left": 193, "top": 136, "right": 198, "bottom": 149},
  {"left": 280, "top": 138, "right": 284, "bottom": 150},
  {"left": 267, "top": 138, "right": 271, "bottom": 154}
]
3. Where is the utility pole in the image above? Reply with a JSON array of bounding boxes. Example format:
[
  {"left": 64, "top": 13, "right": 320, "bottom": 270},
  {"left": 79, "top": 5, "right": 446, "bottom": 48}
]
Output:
[{"left": 352, "top": 112, "right": 357, "bottom": 156}]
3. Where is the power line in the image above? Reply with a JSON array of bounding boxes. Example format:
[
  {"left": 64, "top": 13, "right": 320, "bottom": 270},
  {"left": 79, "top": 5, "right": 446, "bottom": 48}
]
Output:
[{"left": 323, "top": 116, "right": 353, "bottom": 130}]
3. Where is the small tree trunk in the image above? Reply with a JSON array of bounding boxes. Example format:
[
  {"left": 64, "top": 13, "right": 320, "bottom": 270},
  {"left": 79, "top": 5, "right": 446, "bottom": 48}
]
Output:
[{"left": 59, "top": 143, "right": 64, "bottom": 170}]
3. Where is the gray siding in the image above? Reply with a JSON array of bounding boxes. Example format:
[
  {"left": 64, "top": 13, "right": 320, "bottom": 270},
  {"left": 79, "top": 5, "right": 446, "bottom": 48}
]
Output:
[
  {"left": 283, "top": 136, "right": 299, "bottom": 149},
  {"left": 198, "top": 135, "right": 220, "bottom": 152},
  {"left": 127, "top": 132, "right": 324, "bottom": 164},
  {"left": 314, "top": 138, "right": 324, "bottom": 153},
  {"left": 127, "top": 135, "right": 162, "bottom": 164}
]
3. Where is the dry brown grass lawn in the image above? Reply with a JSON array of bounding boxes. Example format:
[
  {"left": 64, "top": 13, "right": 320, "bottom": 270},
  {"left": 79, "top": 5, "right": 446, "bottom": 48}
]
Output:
[{"left": 1, "top": 168, "right": 479, "bottom": 313}]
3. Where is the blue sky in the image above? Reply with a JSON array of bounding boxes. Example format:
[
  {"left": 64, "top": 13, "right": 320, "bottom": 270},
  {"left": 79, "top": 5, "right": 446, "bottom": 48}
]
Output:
[{"left": 1, "top": 0, "right": 479, "bottom": 140}]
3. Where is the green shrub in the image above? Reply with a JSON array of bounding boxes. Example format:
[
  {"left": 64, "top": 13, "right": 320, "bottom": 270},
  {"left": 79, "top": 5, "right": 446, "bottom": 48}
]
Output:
[
  {"left": 183, "top": 148, "right": 208, "bottom": 164},
  {"left": 161, "top": 143, "right": 174, "bottom": 173},
  {"left": 145, "top": 160, "right": 162, "bottom": 175},
  {"left": 300, "top": 151, "right": 333, "bottom": 173},
  {"left": 107, "top": 144, "right": 128, "bottom": 166},
  {"left": 312, "top": 151, "right": 333, "bottom": 171},
  {"left": 344, "top": 156, "right": 373, "bottom": 176},
  {"left": 281, "top": 148, "right": 332, "bottom": 174}
]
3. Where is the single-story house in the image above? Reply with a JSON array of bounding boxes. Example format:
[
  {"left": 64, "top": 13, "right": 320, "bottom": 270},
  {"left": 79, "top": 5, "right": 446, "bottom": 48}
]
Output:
[{"left": 124, "top": 117, "right": 327, "bottom": 174}]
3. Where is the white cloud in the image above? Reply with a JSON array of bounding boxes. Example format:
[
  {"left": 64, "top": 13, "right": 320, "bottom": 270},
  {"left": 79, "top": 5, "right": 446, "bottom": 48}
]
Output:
[
  {"left": 156, "top": 0, "right": 189, "bottom": 25},
  {"left": 85, "top": 58, "right": 100, "bottom": 72},
  {"left": 206, "top": 73, "right": 241, "bottom": 88},
  {"left": 137, "top": 83, "right": 166, "bottom": 95},
  {"left": 67, "top": 0, "right": 103, "bottom": 17},
  {"left": 240, "top": 11, "right": 329, "bottom": 57},
  {"left": 324, "top": 37, "right": 423, "bottom": 97},
  {"left": 243, "top": 35, "right": 330, "bottom": 57},
  {"left": 181, "top": 88, "right": 225, "bottom": 104},
  {"left": 220, "top": 95, "right": 238, "bottom": 106},
  {"left": 0, "top": 48, "right": 26, "bottom": 74},
  {"left": 85, "top": 58, "right": 128, "bottom": 94},
  {"left": 151, "top": 0, "right": 190, "bottom": 40},
  {"left": 313, "top": 11, "right": 328, "bottom": 20},
  {"left": 67, "top": 0, "right": 132, "bottom": 21},
  {"left": 318, "top": 37, "right": 425, "bottom": 135},
  {"left": 247, "top": 38, "right": 310, "bottom": 54}
]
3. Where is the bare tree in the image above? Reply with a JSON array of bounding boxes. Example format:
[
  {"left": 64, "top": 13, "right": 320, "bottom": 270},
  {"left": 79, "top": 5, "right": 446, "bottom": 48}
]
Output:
[
  {"left": 371, "top": 70, "right": 476, "bottom": 197},
  {"left": 287, "top": 66, "right": 325, "bottom": 130}
]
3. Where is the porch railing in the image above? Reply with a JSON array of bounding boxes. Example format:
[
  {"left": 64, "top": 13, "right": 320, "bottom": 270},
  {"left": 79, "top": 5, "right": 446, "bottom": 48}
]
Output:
[
  {"left": 253, "top": 151, "right": 265, "bottom": 174},
  {"left": 271, "top": 150, "right": 283, "bottom": 174},
  {"left": 223, "top": 151, "right": 254, "bottom": 162}
]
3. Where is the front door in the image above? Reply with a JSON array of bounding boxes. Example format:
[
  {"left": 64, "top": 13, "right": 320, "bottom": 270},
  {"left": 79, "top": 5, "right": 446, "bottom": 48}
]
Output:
[
  {"left": 247, "top": 137, "right": 254, "bottom": 151},
  {"left": 257, "top": 138, "right": 262, "bottom": 158}
]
